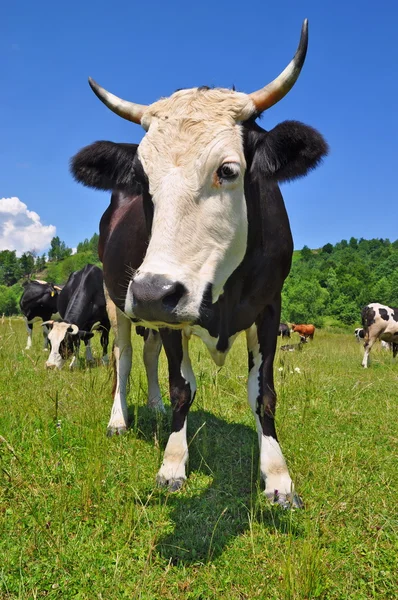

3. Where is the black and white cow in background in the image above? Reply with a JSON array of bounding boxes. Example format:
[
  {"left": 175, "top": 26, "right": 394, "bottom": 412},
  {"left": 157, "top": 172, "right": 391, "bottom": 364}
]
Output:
[
  {"left": 278, "top": 323, "right": 291, "bottom": 338},
  {"left": 361, "top": 302, "right": 398, "bottom": 367},
  {"left": 354, "top": 327, "right": 364, "bottom": 342},
  {"left": 19, "top": 280, "right": 62, "bottom": 350},
  {"left": 44, "top": 264, "right": 111, "bottom": 369},
  {"left": 71, "top": 20, "right": 328, "bottom": 507}
]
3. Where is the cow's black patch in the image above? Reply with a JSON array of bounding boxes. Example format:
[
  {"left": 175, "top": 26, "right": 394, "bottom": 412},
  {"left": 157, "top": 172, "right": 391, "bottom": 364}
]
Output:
[
  {"left": 361, "top": 305, "right": 376, "bottom": 328},
  {"left": 392, "top": 308, "right": 398, "bottom": 322},
  {"left": 379, "top": 308, "right": 389, "bottom": 321}
]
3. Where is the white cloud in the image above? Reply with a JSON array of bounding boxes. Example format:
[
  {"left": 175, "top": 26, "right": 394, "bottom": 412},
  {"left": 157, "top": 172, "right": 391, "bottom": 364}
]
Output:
[{"left": 0, "top": 197, "right": 56, "bottom": 255}]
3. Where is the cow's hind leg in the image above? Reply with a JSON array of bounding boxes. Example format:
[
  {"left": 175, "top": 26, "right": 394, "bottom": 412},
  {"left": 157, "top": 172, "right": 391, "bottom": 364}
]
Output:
[
  {"left": 25, "top": 319, "right": 33, "bottom": 350},
  {"left": 246, "top": 304, "right": 302, "bottom": 508},
  {"left": 156, "top": 329, "right": 196, "bottom": 491},
  {"left": 143, "top": 329, "right": 164, "bottom": 412},
  {"left": 393, "top": 343, "right": 398, "bottom": 359},
  {"left": 105, "top": 289, "right": 132, "bottom": 436}
]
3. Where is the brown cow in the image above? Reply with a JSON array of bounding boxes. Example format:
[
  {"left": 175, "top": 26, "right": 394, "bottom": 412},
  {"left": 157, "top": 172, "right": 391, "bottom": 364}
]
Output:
[{"left": 291, "top": 324, "right": 315, "bottom": 340}]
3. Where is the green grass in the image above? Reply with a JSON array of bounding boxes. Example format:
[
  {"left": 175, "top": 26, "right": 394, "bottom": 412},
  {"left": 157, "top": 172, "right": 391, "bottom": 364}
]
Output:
[{"left": 0, "top": 319, "right": 397, "bottom": 599}]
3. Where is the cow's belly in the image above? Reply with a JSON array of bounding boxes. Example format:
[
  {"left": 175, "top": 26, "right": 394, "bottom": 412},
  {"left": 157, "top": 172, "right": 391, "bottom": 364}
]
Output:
[{"left": 184, "top": 325, "right": 240, "bottom": 366}]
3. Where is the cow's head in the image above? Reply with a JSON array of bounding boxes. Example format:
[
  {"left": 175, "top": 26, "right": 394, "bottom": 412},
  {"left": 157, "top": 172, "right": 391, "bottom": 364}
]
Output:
[
  {"left": 43, "top": 321, "right": 93, "bottom": 369},
  {"left": 72, "top": 20, "right": 328, "bottom": 327}
]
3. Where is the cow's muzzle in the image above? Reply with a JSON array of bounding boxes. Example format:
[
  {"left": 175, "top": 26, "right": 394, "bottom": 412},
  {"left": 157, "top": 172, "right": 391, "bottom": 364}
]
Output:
[{"left": 129, "top": 274, "right": 187, "bottom": 324}]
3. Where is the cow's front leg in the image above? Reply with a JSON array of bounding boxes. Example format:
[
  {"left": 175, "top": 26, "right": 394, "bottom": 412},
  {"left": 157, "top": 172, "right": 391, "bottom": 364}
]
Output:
[
  {"left": 69, "top": 339, "right": 81, "bottom": 369},
  {"left": 42, "top": 323, "right": 50, "bottom": 351},
  {"left": 362, "top": 335, "right": 375, "bottom": 368},
  {"left": 25, "top": 319, "right": 33, "bottom": 350},
  {"left": 100, "top": 321, "right": 110, "bottom": 365},
  {"left": 105, "top": 288, "right": 131, "bottom": 435},
  {"left": 84, "top": 339, "right": 95, "bottom": 364},
  {"left": 156, "top": 330, "right": 196, "bottom": 491},
  {"left": 246, "top": 306, "right": 302, "bottom": 508},
  {"left": 143, "top": 329, "right": 164, "bottom": 412}
]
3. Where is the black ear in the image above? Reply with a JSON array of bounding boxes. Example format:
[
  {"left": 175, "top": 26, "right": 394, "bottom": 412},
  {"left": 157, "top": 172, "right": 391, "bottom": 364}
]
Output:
[
  {"left": 70, "top": 141, "right": 139, "bottom": 191},
  {"left": 246, "top": 120, "right": 328, "bottom": 183}
]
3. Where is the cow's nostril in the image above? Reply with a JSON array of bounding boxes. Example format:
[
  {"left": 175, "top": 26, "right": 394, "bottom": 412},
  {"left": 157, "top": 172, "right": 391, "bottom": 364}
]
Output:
[{"left": 162, "top": 283, "right": 186, "bottom": 311}]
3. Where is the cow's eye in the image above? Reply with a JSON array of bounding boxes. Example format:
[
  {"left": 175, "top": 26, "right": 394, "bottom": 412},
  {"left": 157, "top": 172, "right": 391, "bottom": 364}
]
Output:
[{"left": 217, "top": 163, "right": 240, "bottom": 181}]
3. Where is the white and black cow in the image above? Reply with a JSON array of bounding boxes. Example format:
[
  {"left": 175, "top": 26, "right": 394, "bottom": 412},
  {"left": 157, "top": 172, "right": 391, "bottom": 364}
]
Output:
[
  {"left": 354, "top": 327, "right": 365, "bottom": 342},
  {"left": 44, "top": 264, "right": 111, "bottom": 369},
  {"left": 361, "top": 302, "right": 398, "bottom": 368},
  {"left": 19, "top": 280, "right": 62, "bottom": 350},
  {"left": 71, "top": 20, "right": 328, "bottom": 507}
]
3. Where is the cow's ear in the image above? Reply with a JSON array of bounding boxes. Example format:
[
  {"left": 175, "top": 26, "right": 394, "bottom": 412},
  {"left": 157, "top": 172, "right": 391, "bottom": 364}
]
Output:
[
  {"left": 248, "top": 120, "right": 328, "bottom": 183},
  {"left": 70, "top": 142, "right": 139, "bottom": 191}
]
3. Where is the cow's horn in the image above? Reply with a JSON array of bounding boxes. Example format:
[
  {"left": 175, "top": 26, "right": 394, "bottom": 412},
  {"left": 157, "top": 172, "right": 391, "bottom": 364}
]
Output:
[
  {"left": 68, "top": 324, "right": 79, "bottom": 335},
  {"left": 249, "top": 19, "right": 308, "bottom": 113},
  {"left": 41, "top": 320, "right": 54, "bottom": 327},
  {"left": 88, "top": 78, "right": 147, "bottom": 125}
]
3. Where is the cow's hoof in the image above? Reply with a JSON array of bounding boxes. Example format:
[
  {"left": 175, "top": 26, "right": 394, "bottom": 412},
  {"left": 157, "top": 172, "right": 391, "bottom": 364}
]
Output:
[
  {"left": 106, "top": 425, "right": 127, "bottom": 437},
  {"left": 156, "top": 475, "right": 185, "bottom": 492},
  {"left": 267, "top": 490, "right": 304, "bottom": 509}
]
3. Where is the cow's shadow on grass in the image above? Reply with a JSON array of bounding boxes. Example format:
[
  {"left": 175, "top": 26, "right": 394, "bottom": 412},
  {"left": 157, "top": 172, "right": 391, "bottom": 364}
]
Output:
[{"left": 130, "top": 405, "right": 304, "bottom": 565}]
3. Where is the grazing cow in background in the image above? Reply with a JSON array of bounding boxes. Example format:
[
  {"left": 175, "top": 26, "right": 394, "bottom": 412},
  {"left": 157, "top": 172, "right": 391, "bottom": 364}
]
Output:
[
  {"left": 71, "top": 20, "right": 328, "bottom": 507},
  {"left": 278, "top": 323, "right": 291, "bottom": 338},
  {"left": 291, "top": 324, "right": 315, "bottom": 341},
  {"left": 20, "top": 280, "right": 62, "bottom": 350},
  {"left": 354, "top": 327, "right": 364, "bottom": 342},
  {"left": 361, "top": 303, "right": 398, "bottom": 367},
  {"left": 44, "top": 264, "right": 110, "bottom": 369}
]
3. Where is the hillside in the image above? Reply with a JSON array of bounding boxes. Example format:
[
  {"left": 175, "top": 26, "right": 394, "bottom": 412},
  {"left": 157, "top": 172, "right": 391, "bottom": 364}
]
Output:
[{"left": 1, "top": 235, "right": 397, "bottom": 326}]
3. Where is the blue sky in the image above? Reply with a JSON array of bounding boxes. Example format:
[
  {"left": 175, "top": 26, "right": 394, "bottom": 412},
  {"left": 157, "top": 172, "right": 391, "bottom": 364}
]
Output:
[{"left": 1, "top": 0, "right": 397, "bottom": 254}]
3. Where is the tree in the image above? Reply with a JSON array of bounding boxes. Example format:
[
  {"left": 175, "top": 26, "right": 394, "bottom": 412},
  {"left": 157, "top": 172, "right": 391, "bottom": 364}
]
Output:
[
  {"left": 0, "top": 250, "right": 22, "bottom": 286},
  {"left": 19, "top": 252, "right": 35, "bottom": 277},
  {"left": 48, "top": 237, "right": 72, "bottom": 262},
  {"left": 35, "top": 254, "right": 47, "bottom": 272},
  {"left": 301, "top": 245, "right": 313, "bottom": 261},
  {"left": 322, "top": 243, "right": 333, "bottom": 254}
]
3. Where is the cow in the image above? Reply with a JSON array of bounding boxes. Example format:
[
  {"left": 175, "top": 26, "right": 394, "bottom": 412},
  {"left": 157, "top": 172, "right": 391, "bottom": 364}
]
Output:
[
  {"left": 71, "top": 20, "right": 328, "bottom": 507},
  {"left": 44, "top": 264, "right": 111, "bottom": 369},
  {"left": 354, "top": 327, "right": 364, "bottom": 342},
  {"left": 19, "top": 280, "right": 62, "bottom": 350},
  {"left": 361, "top": 303, "right": 398, "bottom": 367},
  {"left": 291, "top": 324, "right": 315, "bottom": 341},
  {"left": 278, "top": 323, "right": 291, "bottom": 338}
]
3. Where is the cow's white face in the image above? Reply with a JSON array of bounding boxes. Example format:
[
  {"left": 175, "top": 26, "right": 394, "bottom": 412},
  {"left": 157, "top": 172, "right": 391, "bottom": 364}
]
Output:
[
  {"left": 124, "top": 88, "right": 256, "bottom": 325},
  {"left": 46, "top": 322, "right": 78, "bottom": 369}
]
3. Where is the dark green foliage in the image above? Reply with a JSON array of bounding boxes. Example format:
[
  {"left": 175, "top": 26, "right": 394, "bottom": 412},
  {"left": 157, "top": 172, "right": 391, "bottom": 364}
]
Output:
[
  {"left": 47, "top": 236, "right": 72, "bottom": 262},
  {"left": 19, "top": 251, "right": 36, "bottom": 277},
  {"left": 0, "top": 250, "right": 22, "bottom": 285},
  {"left": 282, "top": 237, "right": 398, "bottom": 326}
]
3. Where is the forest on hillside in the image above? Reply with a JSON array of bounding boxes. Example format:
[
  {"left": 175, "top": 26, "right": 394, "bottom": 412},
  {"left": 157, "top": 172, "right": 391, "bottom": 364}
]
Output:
[{"left": 0, "top": 235, "right": 397, "bottom": 327}]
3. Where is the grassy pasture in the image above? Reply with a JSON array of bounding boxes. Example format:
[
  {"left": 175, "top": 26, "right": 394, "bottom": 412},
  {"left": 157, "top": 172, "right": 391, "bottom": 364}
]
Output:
[{"left": 0, "top": 319, "right": 397, "bottom": 599}]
